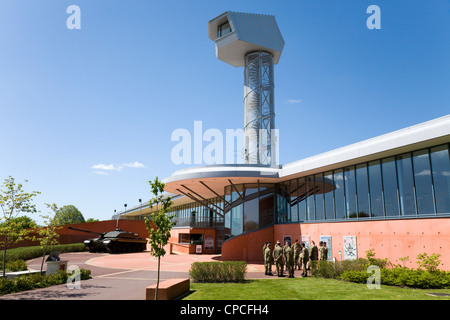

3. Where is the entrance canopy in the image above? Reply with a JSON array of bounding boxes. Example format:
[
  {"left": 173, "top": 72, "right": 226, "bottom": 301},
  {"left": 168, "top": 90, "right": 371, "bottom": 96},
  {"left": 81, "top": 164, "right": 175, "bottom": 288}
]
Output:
[{"left": 163, "top": 164, "right": 282, "bottom": 200}]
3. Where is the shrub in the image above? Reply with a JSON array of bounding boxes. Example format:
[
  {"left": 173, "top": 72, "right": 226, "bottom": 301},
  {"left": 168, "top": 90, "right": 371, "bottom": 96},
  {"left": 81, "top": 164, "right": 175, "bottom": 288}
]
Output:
[
  {"left": 189, "top": 261, "right": 247, "bottom": 283},
  {"left": 0, "top": 260, "right": 28, "bottom": 272},
  {"left": 0, "top": 243, "right": 86, "bottom": 263},
  {"left": 340, "top": 266, "right": 450, "bottom": 289},
  {"left": 0, "top": 268, "right": 91, "bottom": 295}
]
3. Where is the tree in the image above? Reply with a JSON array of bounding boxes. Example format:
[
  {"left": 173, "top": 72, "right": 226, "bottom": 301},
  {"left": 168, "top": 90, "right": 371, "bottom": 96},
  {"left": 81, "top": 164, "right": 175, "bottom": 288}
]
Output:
[
  {"left": 32, "top": 203, "right": 62, "bottom": 272},
  {"left": 144, "top": 177, "right": 176, "bottom": 300},
  {"left": 0, "top": 176, "right": 40, "bottom": 277},
  {"left": 53, "top": 205, "right": 85, "bottom": 225}
]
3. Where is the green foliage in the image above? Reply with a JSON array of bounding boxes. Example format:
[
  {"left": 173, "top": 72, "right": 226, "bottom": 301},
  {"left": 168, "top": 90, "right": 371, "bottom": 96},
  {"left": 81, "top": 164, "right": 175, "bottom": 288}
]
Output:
[
  {"left": 145, "top": 177, "right": 176, "bottom": 259},
  {"left": 0, "top": 259, "right": 28, "bottom": 272},
  {"left": 311, "top": 251, "right": 387, "bottom": 279},
  {"left": 337, "top": 251, "right": 450, "bottom": 289},
  {"left": 0, "top": 176, "right": 41, "bottom": 276},
  {"left": 416, "top": 253, "right": 441, "bottom": 272},
  {"left": 0, "top": 243, "right": 86, "bottom": 263},
  {"left": 144, "top": 177, "right": 176, "bottom": 300},
  {"left": 189, "top": 261, "right": 247, "bottom": 283},
  {"left": 31, "top": 204, "right": 62, "bottom": 272},
  {"left": 53, "top": 205, "right": 85, "bottom": 225},
  {"left": 0, "top": 269, "right": 91, "bottom": 295}
]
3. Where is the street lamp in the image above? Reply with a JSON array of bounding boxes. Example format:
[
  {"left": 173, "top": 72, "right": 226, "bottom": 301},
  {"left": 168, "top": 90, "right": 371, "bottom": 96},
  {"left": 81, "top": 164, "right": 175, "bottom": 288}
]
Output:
[{"left": 139, "top": 199, "right": 142, "bottom": 220}]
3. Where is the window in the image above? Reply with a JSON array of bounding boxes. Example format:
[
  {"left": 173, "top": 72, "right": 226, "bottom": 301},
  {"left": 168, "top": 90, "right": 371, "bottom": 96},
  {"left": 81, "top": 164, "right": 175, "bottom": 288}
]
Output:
[
  {"left": 179, "top": 233, "right": 203, "bottom": 244},
  {"left": 382, "top": 157, "right": 400, "bottom": 217},
  {"left": 231, "top": 184, "right": 243, "bottom": 236},
  {"left": 290, "top": 179, "right": 299, "bottom": 222},
  {"left": 334, "top": 169, "right": 346, "bottom": 220},
  {"left": 344, "top": 167, "right": 357, "bottom": 218},
  {"left": 430, "top": 145, "right": 450, "bottom": 214},
  {"left": 314, "top": 173, "right": 325, "bottom": 220},
  {"left": 356, "top": 164, "right": 370, "bottom": 218},
  {"left": 413, "top": 149, "right": 435, "bottom": 215},
  {"left": 324, "top": 171, "right": 335, "bottom": 220},
  {"left": 217, "top": 21, "right": 232, "bottom": 38},
  {"left": 306, "top": 176, "right": 315, "bottom": 221},
  {"left": 297, "top": 177, "right": 307, "bottom": 222},
  {"left": 368, "top": 160, "right": 384, "bottom": 217},
  {"left": 396, "top": 153, "right": 416, "bottom": 216},
  {"left": 244, "top": 185, "right": 259, "bottom": 232}
]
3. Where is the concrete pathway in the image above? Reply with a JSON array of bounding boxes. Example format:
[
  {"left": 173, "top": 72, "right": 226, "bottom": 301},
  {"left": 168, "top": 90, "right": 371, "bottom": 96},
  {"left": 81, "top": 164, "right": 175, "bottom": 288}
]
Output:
[{"left": 0, "top": 251, "right": 276, "bottom": 300}]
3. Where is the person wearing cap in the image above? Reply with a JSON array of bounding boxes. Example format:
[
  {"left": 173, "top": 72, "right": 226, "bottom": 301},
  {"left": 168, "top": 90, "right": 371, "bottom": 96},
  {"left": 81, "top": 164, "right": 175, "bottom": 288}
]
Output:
[
  {"left": 292, "top": 239, "right": 301, "bottom": 270},
  {"left": 284, "top": 242, "right": 295, "bottom": 278},
  {"left": 309, "top": 240, "right": 319, "bottom": 271},
  {"left": 264, "top": 242, "right": 273, "bottom": 276},
  {"left": 299, "top": 243, "right": 309, "bottom": 277},
  {"left": 273, "top": 241, "right": 284, "bottom": 277}
]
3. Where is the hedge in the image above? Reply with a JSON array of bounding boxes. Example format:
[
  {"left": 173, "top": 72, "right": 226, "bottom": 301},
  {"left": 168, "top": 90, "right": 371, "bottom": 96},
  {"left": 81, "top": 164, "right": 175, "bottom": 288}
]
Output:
[
  {"left": 0, "top": 269, "right": 91, "bottom": 295},
  {"left": 340, "top": 268, "right": 450, "bottom": 289},
  {"left": 0, "top": 243, "right": 87, "bottom": 263},
  {"left": 189, "top": 261, "right": 247, "bottom": 283}
]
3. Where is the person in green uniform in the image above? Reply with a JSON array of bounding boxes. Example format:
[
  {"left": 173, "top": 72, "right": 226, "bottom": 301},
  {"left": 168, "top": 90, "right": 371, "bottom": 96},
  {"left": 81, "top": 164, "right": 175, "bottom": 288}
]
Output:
[
  {"left": 284, "top": 243, "right": 295, "bottom": 278},
  {"left": 264, "top": 242, "right": 273, "bottom": 276},
  {"left": 292, "top": 239, "right": 301, "bottom": 270},
  {"left": 322, "top": 241, "right": 329, "bottom": 261},
  {"left": 299, "top": 243, "right": 309, "bottom": 277},
  {"left": 283, "top": 241, "right": 289, "bottom": 271},
  {"left": 318, "top": 241, "right": 325, "bottom": 261},
  {"left": 273, "top": 241, "right": 284, "bottom": 277},
  {"left": 309, "top": 240, "right": 319, "bottom": 271}
]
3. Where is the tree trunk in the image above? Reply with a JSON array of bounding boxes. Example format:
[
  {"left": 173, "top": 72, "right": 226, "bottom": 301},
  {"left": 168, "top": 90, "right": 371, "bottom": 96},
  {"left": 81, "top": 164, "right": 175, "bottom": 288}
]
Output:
[
  {"left": 40, "top": 251, "right": 46, "bottom": 273},
  {"left": 2, "top": 236, "right": 8, "bottom": 277},
  {"left": 155, "top": 255, "right": 161, "bottom": 300}
]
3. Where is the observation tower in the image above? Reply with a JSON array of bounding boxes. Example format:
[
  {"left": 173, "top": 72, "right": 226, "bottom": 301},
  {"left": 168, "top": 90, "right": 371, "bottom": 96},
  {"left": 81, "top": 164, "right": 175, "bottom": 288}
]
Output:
[{"left": 208, "top": 11, "right": 285, "bottom": 165}]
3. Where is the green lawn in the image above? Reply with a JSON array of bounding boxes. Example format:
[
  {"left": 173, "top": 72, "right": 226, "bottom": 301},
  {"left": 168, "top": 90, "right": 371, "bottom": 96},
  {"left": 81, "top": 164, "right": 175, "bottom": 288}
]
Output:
[{"left": 184, "top": 278, "right": 450, "bottom": 300}]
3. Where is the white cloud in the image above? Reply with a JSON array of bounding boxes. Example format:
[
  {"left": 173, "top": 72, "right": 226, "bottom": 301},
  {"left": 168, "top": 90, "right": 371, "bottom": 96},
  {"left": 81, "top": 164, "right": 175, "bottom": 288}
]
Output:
[
  {"left": 287, "top": 99, "right": 302, "bottom": 104},
  {"left": 91, "top": 161, "right": 145, "bottom": 176},
  {"left": 91, "top": 163, "right": 123, "bottom": 171},
  {"left": 93, "top": 171, "right": 110, "bottom": 176},
  {"left": 123, "top": 161, "right": 146, "bottom": 168}
]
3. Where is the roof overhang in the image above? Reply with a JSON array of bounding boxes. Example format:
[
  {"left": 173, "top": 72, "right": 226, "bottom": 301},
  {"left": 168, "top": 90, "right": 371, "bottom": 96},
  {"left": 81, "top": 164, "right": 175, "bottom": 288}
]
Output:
[{"left": 163, "top": 164, "right": 281, "bottom": 199}]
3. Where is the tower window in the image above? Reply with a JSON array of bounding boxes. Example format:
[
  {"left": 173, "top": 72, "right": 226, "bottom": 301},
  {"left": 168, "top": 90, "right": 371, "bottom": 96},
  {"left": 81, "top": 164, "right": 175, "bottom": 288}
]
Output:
[{"left": 217, "top": 21, "right": 232, "bottom": 38}]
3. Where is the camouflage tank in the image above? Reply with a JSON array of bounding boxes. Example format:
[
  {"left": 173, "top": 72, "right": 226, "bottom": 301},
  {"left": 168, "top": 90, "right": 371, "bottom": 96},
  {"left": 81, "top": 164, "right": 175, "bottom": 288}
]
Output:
[{"left": 68, "top": 226, "right": 147, "bottom": 254}]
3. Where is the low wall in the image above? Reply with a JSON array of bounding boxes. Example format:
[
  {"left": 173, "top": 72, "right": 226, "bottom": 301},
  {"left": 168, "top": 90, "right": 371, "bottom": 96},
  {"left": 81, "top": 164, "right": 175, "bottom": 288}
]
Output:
[
  {"left": 221, "top": 217, "right": 450, "bottom": 270},
  {"left": 1, "top": 220, "right": 149, "bottom": 250}
]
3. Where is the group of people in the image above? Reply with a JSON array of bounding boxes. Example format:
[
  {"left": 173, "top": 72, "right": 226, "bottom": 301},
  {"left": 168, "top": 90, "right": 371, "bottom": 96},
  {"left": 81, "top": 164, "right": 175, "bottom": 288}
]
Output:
[{"left": 263, "top": 240, "right": 329, "bottom": 278}]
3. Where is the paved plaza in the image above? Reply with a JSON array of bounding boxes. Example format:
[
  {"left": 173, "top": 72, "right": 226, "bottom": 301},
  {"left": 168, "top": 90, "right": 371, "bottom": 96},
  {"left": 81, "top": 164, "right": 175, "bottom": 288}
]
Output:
[{"left": 0, "top": 252, "right": 269, "bottom": 300}]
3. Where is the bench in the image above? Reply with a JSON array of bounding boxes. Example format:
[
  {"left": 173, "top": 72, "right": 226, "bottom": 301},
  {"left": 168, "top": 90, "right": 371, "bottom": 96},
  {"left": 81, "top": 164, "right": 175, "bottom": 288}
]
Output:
[{"left": 145, "top": 278, "right": 190, "bottom": 300}]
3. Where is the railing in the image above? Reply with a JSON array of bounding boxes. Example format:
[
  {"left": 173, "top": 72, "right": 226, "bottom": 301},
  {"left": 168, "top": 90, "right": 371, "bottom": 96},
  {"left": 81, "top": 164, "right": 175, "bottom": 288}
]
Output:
[{"left": 173, "top": 216, "right": 224, "bottom": 228}]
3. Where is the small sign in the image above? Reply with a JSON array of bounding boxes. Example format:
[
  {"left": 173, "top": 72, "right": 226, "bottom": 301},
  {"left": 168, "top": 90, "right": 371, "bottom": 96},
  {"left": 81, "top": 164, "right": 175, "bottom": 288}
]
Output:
[{"left": 196, "top": 245, "right": 202, "bottom": 254}]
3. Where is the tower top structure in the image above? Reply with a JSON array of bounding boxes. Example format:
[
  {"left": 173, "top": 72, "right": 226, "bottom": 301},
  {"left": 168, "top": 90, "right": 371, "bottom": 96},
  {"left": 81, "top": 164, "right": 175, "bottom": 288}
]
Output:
[{"left": 208, "top": 11, "right": 285, "bottom": 67}]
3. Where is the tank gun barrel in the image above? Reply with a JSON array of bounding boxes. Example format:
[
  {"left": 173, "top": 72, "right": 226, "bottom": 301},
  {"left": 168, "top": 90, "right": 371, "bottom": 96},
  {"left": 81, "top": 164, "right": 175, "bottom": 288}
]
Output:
[{"left": 68, "top": 226, "right": 103, "bottom": 236}]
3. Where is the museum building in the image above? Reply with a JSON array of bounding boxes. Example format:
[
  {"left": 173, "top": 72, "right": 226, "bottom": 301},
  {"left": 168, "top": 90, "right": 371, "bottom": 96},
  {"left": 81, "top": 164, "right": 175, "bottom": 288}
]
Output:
[{"left": 118, "top": 12, "right": 450, "bottom": 270}]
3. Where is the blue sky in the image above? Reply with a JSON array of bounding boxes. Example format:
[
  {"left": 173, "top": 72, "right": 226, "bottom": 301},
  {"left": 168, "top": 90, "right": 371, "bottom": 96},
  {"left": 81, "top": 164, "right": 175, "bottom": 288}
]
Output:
[{"left": 0, "top": 0, "right": 449, "bottom": 224}]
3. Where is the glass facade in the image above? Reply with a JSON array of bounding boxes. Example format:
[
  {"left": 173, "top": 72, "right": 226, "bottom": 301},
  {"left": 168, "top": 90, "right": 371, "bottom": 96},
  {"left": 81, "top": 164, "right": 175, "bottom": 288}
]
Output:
[{"left": 168, "top": 143, "right": 450, "bottom": 240}]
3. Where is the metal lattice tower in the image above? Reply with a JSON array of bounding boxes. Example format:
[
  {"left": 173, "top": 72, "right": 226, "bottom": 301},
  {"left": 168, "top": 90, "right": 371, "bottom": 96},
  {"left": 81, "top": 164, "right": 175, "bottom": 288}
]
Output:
[
  {"left": 244, "top": 51, "right": 275, "bottom": 164},
  {"left": 208, "top": 11, "right": 284, "bottom": 165}
]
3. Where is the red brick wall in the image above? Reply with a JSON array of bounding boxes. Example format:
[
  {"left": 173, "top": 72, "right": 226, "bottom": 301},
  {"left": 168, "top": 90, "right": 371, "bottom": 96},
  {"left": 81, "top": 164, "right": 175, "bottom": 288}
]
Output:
[{"left": 221, "top": 218, "right": 450, "bottom": 270}]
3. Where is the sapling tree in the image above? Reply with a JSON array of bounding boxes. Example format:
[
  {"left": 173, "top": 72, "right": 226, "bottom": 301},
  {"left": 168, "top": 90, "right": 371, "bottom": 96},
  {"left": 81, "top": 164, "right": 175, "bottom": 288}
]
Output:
[
  {"left": 32, "top": 203, "right": 62, "bottom": 272},
  {"left": 144, "top": 177, "right": 176, "bottom": 300},
  {"left": 0, "top": 176, "right": 40, "bottom": 276}
]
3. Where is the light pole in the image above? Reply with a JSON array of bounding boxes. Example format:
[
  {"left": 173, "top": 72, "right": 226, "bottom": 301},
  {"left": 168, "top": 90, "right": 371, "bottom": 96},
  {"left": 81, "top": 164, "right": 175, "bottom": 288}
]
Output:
[{"left": 139, "top": 199, "right": 142, "bottom": 220}]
